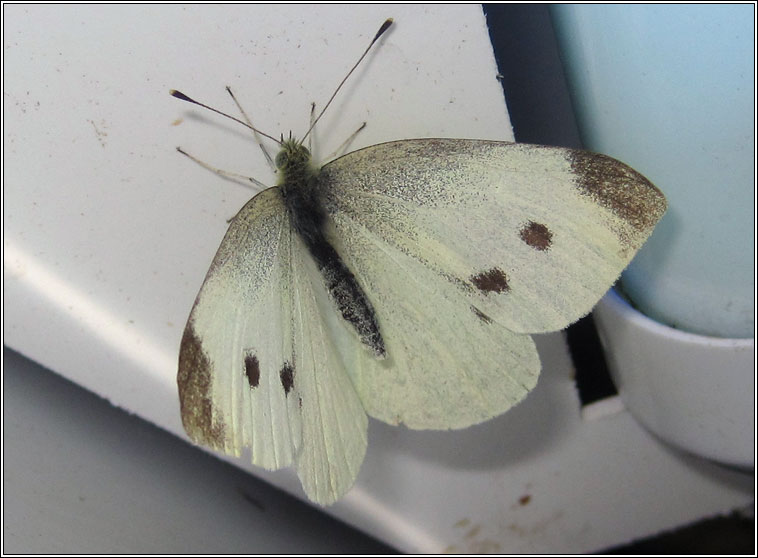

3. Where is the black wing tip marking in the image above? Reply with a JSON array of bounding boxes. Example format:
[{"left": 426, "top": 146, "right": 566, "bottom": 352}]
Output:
[
  {"left": 177, "top": 322, "right": 226, "bottom": 447},
  {"left": 567, "top": 150, "right": 667, "bottom": 240}
]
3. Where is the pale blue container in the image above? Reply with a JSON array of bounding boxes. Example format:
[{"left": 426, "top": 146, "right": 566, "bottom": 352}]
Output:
[{"left": 551, "top": 4, "right": 754, "bottom": 339}]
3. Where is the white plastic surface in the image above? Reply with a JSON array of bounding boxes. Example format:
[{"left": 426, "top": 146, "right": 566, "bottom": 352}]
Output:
[
  {"left": 594, "top": 288, "right": 754, "bottom": 469},
  {"left": 4, "top": 4, "right": 753, "bottom": 553}
]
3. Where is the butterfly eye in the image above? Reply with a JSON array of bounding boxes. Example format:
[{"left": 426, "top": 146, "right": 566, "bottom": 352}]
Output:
[{"left": 275, "top": 150, "right": 288, "bottom": 169}]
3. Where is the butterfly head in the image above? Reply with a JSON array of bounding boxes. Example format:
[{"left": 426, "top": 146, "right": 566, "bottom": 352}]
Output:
[
  {"left": 275, "top": 138, "right": 310, "bottom": 169},
  {"left": 274, "top": 137, "right": 318, "bottom": 190}
]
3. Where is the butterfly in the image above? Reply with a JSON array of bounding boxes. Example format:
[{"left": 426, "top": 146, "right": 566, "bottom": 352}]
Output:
[{"left": 173, "top": 19, "right": 666, "bottom": 505}]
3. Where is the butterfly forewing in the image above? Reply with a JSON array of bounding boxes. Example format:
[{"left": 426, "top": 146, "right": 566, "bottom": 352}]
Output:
[
  {"left": 179, "top": 189, "right": 299, "bottom": 465},
  {"left": 178, "top": 187, "right": 367, "bottom": 504},
  {"left": 318, "top": 139, "right": 666, "bottom": 335}
]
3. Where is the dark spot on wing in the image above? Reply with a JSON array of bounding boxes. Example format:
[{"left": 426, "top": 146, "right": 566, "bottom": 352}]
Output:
[
  {"left": 568, "top": 150, "right": 667, "bottom": 247},
  {"left": 471, "top": 268, "right": 510, "bottom": 294},
  {"left": 280, "top": 362, "right": 294, "bottom": 395},
  {"left": 520, "top": 221, "right": 553, "bottom": 251},
  {"left": 471, "top": 305, "right": 493, "bottom": 324},
  {"left": 177, "top": 320, "right": 226, "bottom": 448},
  {"left": 244, "top": 353, "right": 260, "bottom": 388},
  {"left": 519, "top": 494, "right": 532, "bottom": 506}
]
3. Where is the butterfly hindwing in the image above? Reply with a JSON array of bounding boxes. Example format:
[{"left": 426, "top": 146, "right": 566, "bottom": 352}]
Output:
[
  {"left": 178, "top": 187, "right": 366, "bottom": 505},
  {"left": 320, "top": 208, "right": 541, "bottom": 429},
  {"left": 288, "top": 229, "right": 368, "bottom": 504}
]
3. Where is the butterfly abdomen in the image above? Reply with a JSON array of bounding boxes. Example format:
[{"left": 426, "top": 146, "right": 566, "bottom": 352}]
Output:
[
  {"left": 307, "top": 228, "right": 386, "bottom": 358},
  {"left": 280, "top": 146, "right": 386, "bottom": 358}
]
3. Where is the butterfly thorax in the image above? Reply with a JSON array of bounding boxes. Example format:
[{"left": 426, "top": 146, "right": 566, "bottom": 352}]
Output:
[
  {"left": 277, "top": 139, "right": 326, "bottom": 244},
  {"left": 276, "top": 138, "right": 386, "bottom": 358}
]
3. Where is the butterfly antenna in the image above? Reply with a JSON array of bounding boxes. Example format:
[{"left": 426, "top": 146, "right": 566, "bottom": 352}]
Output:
[
  {"left": 170, "top": 89, "right": 282, "bottom": 146},
  {"left": 302, "top": 18, "right": 393, "bottom": 143}
]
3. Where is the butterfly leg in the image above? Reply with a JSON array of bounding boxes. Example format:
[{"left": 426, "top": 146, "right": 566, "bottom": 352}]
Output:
[
  {"left": 308, "top": 102, "right": 317, "bottom": 156},
  {"left": 323, "top": 122, "right": 367, "bottom": 161},
  {"left": 225, "top": 86, "right": 277, "bottom": 173},
  {"left": 175, "top": 146, "right": 269, "bottom": 191}
]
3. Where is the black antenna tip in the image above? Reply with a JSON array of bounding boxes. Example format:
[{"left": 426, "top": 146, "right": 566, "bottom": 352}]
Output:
[
  {"left": 375, "top": 18, "right": 393, "bottom": 41},
  {"left": 170, "top": 89, "right": 194, "bottom": 103}
]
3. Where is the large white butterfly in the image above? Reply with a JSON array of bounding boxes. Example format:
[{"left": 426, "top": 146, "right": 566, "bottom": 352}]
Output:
[{"left": 174, "top": 19, "right": 666, "bottom": 505}]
